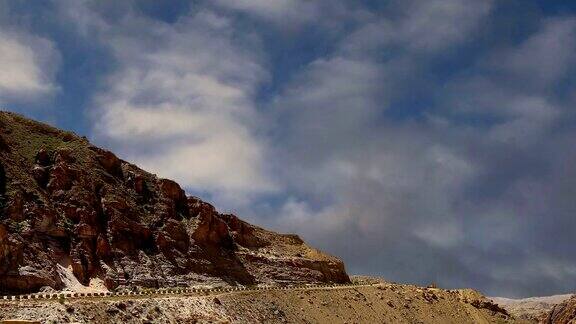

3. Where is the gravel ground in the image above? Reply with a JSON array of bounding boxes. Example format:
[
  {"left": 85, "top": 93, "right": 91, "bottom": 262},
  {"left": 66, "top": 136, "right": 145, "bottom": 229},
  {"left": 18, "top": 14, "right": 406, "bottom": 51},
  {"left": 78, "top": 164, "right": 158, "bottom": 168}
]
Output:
[{"left": 0, "top": 283, "right": 523, "bottom": 324}]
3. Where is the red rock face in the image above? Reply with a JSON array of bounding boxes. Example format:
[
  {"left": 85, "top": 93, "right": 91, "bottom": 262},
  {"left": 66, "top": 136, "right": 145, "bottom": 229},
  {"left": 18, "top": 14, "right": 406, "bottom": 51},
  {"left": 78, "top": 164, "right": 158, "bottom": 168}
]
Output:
[{"left": 0, "top": 112, "right": 349, "bottom": 293}]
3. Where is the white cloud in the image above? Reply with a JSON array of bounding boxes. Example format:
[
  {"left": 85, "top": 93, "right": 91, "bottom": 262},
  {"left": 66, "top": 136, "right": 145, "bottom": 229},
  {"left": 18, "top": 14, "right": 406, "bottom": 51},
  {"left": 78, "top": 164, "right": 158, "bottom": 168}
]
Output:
[
  {"left": 445, "top": 76, "right": 561, "bottom": 146},
  {"left": 87, "top": 10, "right": 275, "bottom": 201},
  {"left": 396, "top": 0, "right": 493, "bottom": 52},
  {"left": 52, "top": 0, "right": 576, "bottom": 296},
  {"left": 212, "top": 0, "right": 304, "bottom": 19},
  {"left": 211, "top": 0, "right": 318, "bottom": 30},
  {"left": 486, "top": 96, "right": 560, "bottom": 146},
  {"left": 94, "top": 103, "right": 270, "bottom": 193},
  {"left": 341, "top": 0, "right": 493, "bottom": 55},
  {"left": 442, "top": 18, "right": 574, "bottom": 146},
  {"left": 211, "top": 0, "right": 365, "bottom": 31},
  {"left": 0, "top": 30, "right": 59, "bottom": 103},
  {"left": 276, "top": 57, "right": 384, "bottom": 138},
  {"left": 250, "top": 4, "right": 576, "bottom": 297},
  {"left": 491, "top": 17, "right": 576, "bottom": 88}
]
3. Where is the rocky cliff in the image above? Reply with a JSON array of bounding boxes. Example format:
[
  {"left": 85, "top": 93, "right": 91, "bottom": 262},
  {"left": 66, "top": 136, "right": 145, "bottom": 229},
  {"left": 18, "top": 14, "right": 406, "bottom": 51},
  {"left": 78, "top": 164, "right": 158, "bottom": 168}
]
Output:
[{"left": 0, "top": 111, "right": 349, "bottom": 293}]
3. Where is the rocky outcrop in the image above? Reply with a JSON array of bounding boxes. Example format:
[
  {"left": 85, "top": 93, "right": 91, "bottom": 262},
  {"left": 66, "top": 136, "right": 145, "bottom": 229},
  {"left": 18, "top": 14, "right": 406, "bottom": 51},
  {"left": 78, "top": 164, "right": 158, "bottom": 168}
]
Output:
[
  {"left": 545, "top": 295, "right": 576, "bottom": 324},
  {"left": 95, "top": 148, "right": 123, "bottom": 178},
  {"left": 0, "top": 111, "right": 349, "bottom": 293},
  {"left": 191, "top": 201, "right": 234, "bottom": 248},
  {"left": 220, "top": 214, "right": 267, "bottom": 248}
]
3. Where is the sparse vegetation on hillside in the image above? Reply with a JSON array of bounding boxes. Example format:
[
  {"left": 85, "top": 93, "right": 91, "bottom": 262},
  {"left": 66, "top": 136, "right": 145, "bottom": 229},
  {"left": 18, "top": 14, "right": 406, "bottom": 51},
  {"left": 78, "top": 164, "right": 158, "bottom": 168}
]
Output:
[{"left": 0, "top": 111, "right": 349, "bottom": 294}]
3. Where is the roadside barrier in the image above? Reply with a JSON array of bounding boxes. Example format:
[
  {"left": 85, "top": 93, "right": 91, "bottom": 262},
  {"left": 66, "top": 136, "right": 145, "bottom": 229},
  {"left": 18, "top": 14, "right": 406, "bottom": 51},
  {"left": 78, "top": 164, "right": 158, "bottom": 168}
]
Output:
[{"left": 0, "top": 282, "right": 367, "bottom": 302}]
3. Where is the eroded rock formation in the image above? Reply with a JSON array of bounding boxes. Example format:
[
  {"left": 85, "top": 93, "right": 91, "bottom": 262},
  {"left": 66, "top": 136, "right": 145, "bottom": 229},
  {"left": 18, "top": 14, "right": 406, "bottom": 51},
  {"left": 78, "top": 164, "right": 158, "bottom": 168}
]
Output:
[{"left": 0, "top": 111, "right": 349, "bottom": 293}]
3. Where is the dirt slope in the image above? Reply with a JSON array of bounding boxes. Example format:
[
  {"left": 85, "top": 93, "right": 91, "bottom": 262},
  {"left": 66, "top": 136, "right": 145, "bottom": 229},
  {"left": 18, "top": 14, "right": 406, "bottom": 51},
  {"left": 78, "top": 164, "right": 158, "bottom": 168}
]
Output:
[{"left": 0, "top": 283, "right": 517, "bottom": 324}]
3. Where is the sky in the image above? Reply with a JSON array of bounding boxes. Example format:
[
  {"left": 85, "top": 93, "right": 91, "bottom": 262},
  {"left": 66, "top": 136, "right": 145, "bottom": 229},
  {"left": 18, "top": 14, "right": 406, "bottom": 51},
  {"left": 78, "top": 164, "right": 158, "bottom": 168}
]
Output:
[{"left": 1, "top": 0, "right": 576, "bottom": 298}]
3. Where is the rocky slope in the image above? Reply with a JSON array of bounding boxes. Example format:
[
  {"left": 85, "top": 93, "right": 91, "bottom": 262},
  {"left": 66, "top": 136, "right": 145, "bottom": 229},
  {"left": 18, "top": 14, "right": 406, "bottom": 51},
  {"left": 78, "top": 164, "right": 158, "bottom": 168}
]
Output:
[
  {"left": 0, "top": 111, "right": 349, "bottom": 294},
  {"left": 491, "top": 294, "right": 573, "bottom": 322},
  {"left": 0, "top": 280, "right": 515, "bottom": 324},
  {"left": 543, "top": 295, "right": 576, "bottom": 324}
]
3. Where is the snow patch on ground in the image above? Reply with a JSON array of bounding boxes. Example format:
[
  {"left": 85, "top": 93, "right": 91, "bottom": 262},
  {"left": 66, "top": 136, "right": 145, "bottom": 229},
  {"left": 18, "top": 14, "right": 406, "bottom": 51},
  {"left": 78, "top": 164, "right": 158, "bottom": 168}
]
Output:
[{"left": 56, "top": 264, "right": 108, "bottom": 293}]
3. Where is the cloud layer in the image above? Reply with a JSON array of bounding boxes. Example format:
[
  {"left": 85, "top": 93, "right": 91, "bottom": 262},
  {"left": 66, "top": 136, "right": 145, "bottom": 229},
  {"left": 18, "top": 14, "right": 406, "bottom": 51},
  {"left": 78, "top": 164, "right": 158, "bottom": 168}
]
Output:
[
  {"left": 0, "top": 30, "right": 59, "bottom": 104},
  {"left": 4, "top": 0, "right": 576, "bottom": 297},
  {"left": 74, "top": 8, "right": 277, "bottom": 203}
]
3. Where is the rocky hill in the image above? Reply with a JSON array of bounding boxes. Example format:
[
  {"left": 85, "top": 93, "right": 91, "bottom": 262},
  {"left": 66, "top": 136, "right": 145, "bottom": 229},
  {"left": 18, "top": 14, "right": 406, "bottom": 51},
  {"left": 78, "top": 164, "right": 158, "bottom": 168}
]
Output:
[
  {"left": 491, "top": 294, "right": 573, "bottom": 322},
  {"left": 543, "top": 295, "right": 576, "bottom": 324},
  {"left": 0, "top": 111, "right": 349, "bottom": 294}
]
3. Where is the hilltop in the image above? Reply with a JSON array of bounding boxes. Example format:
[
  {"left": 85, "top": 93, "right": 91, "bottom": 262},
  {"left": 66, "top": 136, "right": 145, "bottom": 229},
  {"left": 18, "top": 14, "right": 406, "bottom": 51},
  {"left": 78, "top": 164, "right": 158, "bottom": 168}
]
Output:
[{"left": 0, "top": 111, "right": 348, "bottom": 294}]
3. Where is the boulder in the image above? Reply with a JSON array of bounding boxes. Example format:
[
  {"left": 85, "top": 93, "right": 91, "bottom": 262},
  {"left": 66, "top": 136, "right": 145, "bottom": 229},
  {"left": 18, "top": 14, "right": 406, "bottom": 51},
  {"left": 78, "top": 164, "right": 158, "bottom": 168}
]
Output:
[
  {"left": 187, "top": 196, "right": 216, "bottom": 217},
  {"left": 191, "top": 208, "right": 234, "bottom": 249},
  {"left": 30, "top": 165, "right": 49, "bottom": 188},
  {"left": 35, "top": 148, "right": 51, "bottom": 166},
  {"left": 220, "top": 214, "right": 265, "bottom": 248},
  {"left": 96, "top": 150, "right": 123, "bottom": 177},
  {"left": 126, "top": 172, "right": 148, "bottom": 196},
  {"left": 159, "top": 179, "right": 186, "bottom": 202}
]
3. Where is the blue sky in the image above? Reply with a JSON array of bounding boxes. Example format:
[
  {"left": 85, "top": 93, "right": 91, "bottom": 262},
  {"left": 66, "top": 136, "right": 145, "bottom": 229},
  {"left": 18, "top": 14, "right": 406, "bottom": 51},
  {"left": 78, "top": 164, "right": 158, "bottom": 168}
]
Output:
[{"left": 1, "top": 0, "right": 576, "bottom": 297}]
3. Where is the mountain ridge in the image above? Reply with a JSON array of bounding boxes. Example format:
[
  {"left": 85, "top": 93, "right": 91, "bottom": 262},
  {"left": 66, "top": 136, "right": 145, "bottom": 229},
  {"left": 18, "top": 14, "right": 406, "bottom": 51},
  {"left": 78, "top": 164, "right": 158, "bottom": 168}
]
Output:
[{"left": 0, "top": 111, "right": 349, "bottom": 293}]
